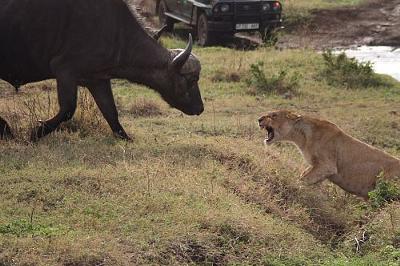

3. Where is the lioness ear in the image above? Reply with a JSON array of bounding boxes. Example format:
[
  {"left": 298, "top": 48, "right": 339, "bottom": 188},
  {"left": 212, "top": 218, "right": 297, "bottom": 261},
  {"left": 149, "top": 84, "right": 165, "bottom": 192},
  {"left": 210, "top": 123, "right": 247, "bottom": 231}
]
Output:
[{"left": 286, "top": 112, "right": 301, "bottom": 120}]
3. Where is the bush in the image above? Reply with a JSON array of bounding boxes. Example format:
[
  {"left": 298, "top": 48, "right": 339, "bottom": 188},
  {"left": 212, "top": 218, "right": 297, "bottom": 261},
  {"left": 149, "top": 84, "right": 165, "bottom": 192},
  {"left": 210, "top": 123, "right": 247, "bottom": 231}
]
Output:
[
  {"left": 246, "top": 61, "right": 299, "bottom": 96},
  {"left": 368, "top": 178, "right": 400, "bottom": 209},
  {"left": 380, "top": 245, "right": 400, "bottom": 261},
  {"left": 211, "top": 70, "right": 241, "bottom": 83},
  {"left": 321, "top": 50, "right": 385, "bottom": 89},
  {"left": 128, "top": 98, "right": 163, "bottom": 118}
]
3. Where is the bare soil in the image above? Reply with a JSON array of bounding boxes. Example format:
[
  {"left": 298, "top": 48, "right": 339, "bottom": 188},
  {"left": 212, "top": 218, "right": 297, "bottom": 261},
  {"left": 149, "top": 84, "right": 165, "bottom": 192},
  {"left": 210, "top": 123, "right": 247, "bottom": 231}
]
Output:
[{"left": 279, "top": 0, "right": 400, "bottom": 49}]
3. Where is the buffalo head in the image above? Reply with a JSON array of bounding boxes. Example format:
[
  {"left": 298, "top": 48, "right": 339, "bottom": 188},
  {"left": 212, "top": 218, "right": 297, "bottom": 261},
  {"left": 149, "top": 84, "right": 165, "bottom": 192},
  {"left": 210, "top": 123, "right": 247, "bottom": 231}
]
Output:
[{"left": 160, "top": 34, "right": 204, "bottom": 115}]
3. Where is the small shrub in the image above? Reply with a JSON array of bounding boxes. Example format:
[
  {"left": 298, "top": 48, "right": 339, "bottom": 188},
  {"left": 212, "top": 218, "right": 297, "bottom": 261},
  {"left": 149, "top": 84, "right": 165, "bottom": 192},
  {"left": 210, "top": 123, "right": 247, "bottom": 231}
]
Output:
[
  {"left": 216, "top": 223, "right": 251, "bottom": 245},
  {"left": 321, "top": 50, "right": 385, "bottom": 88},
  {"left": 368, "top": 178, "right": 400, "bottom": 209},
  {"left": 260, "top": 29, "right": 280, "bottom": 47},
  {"left": 211, "top": 70, "right": 241, "bottom": 83},
  {"left": 246, "top": 61, "right": 299, "bottom": 96},
  {"left": 380, "top": 245, "right": 400, "bottom": 261},
  {"left": 128, "top": 98, "right": 163, "bottom": 118}
]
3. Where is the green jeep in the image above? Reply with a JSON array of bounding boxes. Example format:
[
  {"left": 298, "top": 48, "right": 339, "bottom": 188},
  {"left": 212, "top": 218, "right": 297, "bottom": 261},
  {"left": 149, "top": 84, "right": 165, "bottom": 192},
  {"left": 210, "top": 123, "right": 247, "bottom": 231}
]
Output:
[{"left": 156, "top": 0, "right": 282, "bottom": 46}]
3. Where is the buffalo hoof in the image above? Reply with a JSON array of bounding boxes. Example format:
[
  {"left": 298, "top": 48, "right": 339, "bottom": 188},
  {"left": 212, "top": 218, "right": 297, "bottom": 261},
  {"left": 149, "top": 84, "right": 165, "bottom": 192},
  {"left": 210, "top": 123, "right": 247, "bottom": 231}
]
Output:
[{"left": 114, "top": 130, "right": 132, "bottom": 141}]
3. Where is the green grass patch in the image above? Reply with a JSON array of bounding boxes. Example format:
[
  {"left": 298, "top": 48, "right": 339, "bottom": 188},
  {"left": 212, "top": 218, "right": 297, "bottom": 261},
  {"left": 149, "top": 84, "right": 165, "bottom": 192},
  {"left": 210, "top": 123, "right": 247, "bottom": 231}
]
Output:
[
  {"left": 369, "top": 178, "right": 400, "bottom": 209},
  {"left": 0, "top": 219, "right": 63, "bottom": 237}
]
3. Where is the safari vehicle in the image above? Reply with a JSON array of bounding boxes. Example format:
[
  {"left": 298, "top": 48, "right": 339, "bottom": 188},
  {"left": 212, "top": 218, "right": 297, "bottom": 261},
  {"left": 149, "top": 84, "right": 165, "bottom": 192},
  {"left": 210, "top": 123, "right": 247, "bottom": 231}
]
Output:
[{"left": 156, "top": 0, "right": 282, "bottom": 46}]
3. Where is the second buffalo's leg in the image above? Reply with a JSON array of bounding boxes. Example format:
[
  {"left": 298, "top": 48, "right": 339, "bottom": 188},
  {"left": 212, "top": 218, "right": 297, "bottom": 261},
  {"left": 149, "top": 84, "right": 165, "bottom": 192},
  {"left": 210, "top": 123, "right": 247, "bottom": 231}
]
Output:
[
  {"left": 85, "top": 79, "right": 131, "bottom": 140},
  {"left": 30, "top": 71, "right": 78, "bottom": 141},
  {"left": 0, "top": 116, "right": 14, "bottom": 140}
]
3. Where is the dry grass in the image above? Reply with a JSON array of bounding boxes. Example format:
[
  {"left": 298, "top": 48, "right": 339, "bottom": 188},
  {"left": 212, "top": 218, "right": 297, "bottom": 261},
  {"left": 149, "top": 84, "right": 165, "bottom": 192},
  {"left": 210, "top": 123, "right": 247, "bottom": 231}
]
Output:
[{"left": 0, "top": 82, "right": 108, "bottom": 141}]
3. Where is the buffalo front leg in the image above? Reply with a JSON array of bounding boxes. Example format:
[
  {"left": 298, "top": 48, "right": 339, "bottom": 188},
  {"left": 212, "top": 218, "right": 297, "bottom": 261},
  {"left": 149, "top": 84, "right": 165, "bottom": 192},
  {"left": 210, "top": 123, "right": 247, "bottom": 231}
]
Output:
[
  {"left": 30, "top": 72, "right": 78, "bottom": 141},
  {"left": 86, "top": 80, "right": 131, "bottom": 140},
  {"left": 0, "top": 116, "right": 14, "bottom": 140}
]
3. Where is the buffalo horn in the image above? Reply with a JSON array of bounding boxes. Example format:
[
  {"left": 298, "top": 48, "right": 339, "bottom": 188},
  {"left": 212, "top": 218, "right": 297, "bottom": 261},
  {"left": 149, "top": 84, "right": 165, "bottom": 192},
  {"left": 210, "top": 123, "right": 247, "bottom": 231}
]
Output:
[
  {"left": 153, "top": 25, "right": 168, "bottom": 41},
  {"left": 172, "top": 34, "right": 192, "bottom": 70}
]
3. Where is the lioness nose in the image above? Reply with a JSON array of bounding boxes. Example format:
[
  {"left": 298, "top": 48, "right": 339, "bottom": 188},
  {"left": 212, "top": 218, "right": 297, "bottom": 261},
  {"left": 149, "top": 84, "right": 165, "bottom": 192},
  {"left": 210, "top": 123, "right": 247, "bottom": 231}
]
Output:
[{"left": 258, "top": 117, "right": 264, "bottom": 123}]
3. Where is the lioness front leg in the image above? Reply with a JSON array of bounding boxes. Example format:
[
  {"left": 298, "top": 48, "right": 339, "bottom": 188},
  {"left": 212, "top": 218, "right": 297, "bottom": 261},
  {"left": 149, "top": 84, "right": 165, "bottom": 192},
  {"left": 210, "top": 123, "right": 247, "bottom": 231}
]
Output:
[{"left": 301, "top": 164, "right": 337, "bottom": 185}]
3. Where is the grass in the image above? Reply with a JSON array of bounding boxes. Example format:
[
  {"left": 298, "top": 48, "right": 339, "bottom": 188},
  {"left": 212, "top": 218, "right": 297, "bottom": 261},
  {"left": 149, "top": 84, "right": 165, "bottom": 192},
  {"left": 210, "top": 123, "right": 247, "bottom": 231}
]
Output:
[{"left": 1, "top": 35, "right": 400, "bottom": 265}]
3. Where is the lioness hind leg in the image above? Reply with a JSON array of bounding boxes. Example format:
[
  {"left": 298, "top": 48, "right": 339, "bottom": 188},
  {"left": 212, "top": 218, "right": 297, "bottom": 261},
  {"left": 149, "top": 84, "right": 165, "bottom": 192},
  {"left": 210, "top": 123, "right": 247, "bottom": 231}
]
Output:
[{"left": 0, "top": 116, "right": 14, "bottom": 140}]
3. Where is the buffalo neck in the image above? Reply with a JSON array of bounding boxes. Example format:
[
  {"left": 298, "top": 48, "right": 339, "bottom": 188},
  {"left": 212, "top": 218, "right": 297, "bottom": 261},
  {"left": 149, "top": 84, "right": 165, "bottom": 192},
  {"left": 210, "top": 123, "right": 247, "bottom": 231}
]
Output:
[{"left": 114, "top": 9, "right": 171, "bottom": 93}]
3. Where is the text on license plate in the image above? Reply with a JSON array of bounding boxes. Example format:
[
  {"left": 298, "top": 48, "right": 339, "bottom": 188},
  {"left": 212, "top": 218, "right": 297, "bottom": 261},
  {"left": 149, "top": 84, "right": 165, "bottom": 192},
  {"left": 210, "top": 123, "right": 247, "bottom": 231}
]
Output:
[{"left": 236, "top": 23, "right": 259, "bottom": 30}]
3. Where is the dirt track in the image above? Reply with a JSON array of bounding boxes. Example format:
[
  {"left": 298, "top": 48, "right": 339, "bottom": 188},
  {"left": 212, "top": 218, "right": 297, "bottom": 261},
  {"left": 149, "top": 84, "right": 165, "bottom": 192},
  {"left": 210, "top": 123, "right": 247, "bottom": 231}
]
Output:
[{"left": 279, "top": 0, "right": 400, "bottom": 49}]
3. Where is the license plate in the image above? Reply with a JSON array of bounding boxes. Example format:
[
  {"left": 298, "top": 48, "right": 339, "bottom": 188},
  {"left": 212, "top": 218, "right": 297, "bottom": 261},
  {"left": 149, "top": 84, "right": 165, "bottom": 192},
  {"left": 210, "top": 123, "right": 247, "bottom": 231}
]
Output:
[{"left": 236, "top": 23, "right": 259, "bottom": 30}]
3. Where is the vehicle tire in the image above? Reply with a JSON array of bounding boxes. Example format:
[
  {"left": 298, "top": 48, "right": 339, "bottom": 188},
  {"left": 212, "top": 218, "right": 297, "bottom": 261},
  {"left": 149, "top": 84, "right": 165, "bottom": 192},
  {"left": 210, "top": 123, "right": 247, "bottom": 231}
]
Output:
[
  {"left": 158, "top": 0, "right": 174, "bottom": 32},
  {"left": 196, "top": 13, "right": 216, "bottom": 46}
]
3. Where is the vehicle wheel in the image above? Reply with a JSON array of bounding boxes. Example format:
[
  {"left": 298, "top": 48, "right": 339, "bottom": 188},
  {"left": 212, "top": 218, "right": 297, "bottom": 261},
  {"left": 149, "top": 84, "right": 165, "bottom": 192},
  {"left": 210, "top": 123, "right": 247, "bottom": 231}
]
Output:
[
  {"left": 197, "top": 13, "right": 215, "bottom": 46},
  {"left": 158, "top": 0, "right": 174, "bottom": 31}
]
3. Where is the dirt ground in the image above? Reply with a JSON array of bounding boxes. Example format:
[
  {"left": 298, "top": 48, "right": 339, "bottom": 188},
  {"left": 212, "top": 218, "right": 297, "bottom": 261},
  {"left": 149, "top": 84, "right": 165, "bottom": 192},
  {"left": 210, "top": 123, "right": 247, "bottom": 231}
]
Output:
[
  {"left": 131, "top": 0, "right": 400, "bottom": 49},
  {"left": 279, "top": 0, "right": 400, "bottom": 49}
]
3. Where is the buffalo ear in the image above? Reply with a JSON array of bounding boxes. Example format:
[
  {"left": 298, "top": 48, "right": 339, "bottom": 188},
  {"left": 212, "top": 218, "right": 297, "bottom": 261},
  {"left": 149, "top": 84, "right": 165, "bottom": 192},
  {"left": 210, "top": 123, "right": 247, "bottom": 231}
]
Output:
[
  {"left": 153, "top": 25, "right": 168, "bottom": 41},
  {"left": 171, "top": 34, "right": 193, "bottom": 70}
]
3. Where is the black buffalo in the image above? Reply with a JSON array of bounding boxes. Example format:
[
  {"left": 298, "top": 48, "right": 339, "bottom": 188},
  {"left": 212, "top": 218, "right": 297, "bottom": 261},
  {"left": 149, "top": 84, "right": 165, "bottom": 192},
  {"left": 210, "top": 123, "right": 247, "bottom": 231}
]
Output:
[{"left": 0, "top": 0, "right": 204, "bottom": 141}]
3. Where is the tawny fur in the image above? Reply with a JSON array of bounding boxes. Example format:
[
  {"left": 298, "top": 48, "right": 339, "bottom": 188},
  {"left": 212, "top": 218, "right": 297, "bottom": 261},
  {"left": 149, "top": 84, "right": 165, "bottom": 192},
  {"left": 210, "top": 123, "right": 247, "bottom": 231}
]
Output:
[{"left": 258, "top": 110, "right": 400, "bottom": 199}]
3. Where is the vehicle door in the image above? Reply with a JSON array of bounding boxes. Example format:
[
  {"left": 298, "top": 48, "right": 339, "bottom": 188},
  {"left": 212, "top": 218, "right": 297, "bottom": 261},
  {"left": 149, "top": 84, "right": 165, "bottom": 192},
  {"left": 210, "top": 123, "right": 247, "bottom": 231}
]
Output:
[{"left": 179, "top": 0, "right": 195, "bottom": 23}]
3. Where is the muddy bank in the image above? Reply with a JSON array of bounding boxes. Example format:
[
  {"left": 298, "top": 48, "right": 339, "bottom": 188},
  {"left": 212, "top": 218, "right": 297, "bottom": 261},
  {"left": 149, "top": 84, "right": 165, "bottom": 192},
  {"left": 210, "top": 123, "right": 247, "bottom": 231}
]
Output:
[{"left": 278, "top": 0, "right": 400, "bottom": 49}]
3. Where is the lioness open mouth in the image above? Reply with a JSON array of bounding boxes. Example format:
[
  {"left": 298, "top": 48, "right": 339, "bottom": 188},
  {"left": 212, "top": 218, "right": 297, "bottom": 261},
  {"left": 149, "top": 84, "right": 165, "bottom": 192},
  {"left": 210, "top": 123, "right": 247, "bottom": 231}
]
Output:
[{"left": 265, "top": 126, "right": 274, "bottom": 142}]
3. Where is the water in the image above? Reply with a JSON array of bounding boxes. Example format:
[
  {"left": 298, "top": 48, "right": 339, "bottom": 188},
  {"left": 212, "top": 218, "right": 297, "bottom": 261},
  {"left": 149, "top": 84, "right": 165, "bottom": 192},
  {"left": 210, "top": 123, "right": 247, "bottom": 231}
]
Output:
[{"left": 337, "top": 46, "right": 400, "bottom": 81}]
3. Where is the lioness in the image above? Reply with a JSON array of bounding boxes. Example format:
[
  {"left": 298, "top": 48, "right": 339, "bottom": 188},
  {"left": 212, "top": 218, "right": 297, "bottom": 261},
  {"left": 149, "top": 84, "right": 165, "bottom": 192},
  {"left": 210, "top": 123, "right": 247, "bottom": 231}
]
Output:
[{"left": 258, "top": 110, "right": 400, "bottom": 199}]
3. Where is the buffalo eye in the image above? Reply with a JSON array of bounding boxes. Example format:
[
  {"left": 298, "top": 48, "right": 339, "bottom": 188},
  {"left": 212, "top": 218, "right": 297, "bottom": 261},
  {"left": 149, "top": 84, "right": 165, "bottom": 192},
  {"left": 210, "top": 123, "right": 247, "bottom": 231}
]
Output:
[{"left": 184, "top": 75, "right": 198, "bottom": 88}]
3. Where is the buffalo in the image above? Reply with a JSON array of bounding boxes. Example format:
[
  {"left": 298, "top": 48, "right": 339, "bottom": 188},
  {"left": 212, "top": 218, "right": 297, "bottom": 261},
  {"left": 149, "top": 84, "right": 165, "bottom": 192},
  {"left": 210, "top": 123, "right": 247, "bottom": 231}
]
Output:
[{"left": 0, "top": 0, "right": 204, "bottom": 141}]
